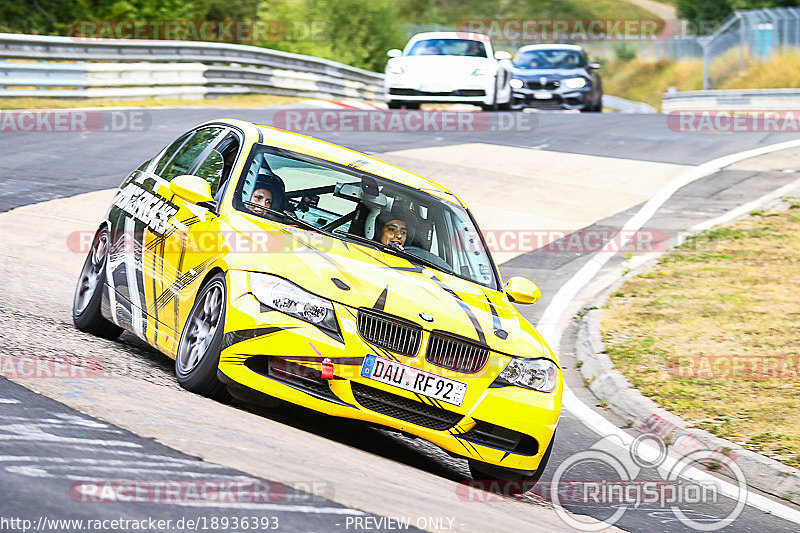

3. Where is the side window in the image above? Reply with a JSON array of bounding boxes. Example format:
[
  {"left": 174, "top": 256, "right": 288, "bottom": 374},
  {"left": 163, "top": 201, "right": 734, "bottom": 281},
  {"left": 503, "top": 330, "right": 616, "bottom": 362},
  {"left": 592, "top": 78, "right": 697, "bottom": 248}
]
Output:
[
  {"left": 159, "top": 127, "right": 225, "bottom": 182},
  {"left": 194, "top": 133, "right": 240, "bottom": 198},
  {"left": 153, "top": 133, "right": 191, "bottom": 177}
]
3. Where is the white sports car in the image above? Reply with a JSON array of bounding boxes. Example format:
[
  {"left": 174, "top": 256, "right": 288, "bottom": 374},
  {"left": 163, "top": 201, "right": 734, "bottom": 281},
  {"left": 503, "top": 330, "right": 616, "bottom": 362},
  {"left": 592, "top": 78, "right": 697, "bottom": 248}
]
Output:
[{"left": 385, "top": 32, "right": 513, "bottom": 110}]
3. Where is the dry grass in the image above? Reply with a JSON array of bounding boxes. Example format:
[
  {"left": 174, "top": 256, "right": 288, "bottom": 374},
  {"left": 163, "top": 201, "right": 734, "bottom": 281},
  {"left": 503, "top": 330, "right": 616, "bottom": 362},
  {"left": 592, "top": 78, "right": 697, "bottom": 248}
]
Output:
[
  {"left": 0, "top": 94, "right": 304, "bottom": 110},
  {"left": 602, "top": 57, "right": 703, "bottom": 108},
  {"left": 602, "top": 200, "right": 800, "bottom": 467},
  {"left": 720, "top": 51, "right": 800, "bottom": 89},
  {"left": 603, "top": 50, "right": 800, "bottom": 109}
]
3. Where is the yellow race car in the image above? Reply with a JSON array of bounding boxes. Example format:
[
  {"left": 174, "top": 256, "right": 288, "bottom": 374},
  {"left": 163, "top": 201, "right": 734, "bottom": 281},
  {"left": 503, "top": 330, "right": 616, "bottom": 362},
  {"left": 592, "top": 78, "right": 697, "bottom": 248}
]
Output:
[{"left": 73, "top": 119, "right": 562, "bottom": 483}]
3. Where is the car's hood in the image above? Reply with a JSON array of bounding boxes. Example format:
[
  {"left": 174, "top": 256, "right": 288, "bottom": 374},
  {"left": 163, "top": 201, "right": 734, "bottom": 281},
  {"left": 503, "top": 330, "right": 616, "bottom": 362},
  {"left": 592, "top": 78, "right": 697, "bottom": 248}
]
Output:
[
  {"left": 392, "top": 55, "right": 495, "bottom": 77},
  {"left": 512, "top": 67, "right": 587, "bottom": 79},
  {"left": 222, "top": 212, "right": 552, "bottom": 360}
]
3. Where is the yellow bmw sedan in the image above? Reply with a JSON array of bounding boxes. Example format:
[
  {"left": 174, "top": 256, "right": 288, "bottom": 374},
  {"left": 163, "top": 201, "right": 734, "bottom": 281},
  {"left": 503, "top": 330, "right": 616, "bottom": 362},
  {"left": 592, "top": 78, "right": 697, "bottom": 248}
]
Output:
[{"left": 72, "top": 118, "right": 562, "bottom": 483}]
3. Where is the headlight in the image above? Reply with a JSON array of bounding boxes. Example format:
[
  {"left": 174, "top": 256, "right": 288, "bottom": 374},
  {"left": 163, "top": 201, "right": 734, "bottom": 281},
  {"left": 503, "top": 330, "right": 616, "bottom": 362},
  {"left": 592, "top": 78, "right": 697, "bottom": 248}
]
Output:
[
  {"left": 387, "top": 63, "right": 405, "bottom": 75},
  {"left": 498, "top": 358, "right": 559, "bottom": 392},
  {"left": 510, "top": 78, "right": 524, "bottom": 89},
  {"left": 563, "top": 77, "right": 587, "bottom": 89},
  {"left": 472, "top": 67, "right": 491, "bottom": 77},
  {"left": 248, "top": 273, "right": 338, "bottom": 332}
]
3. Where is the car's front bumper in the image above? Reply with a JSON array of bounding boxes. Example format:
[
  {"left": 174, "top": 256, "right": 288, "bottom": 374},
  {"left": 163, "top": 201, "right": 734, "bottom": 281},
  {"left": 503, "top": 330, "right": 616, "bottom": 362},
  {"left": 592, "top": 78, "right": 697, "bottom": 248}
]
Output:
[
  {"left": 219, "top": 271, "right": 562, "bottom": 473},
  {"left": 387, "top": 88, "right": 487, "bottom": 103},
  {"left": 513, "top": 86, "right": 592, "bottom": 110},
  {"left": 386, "top": 74, "right": 494, "bottom": 105}
]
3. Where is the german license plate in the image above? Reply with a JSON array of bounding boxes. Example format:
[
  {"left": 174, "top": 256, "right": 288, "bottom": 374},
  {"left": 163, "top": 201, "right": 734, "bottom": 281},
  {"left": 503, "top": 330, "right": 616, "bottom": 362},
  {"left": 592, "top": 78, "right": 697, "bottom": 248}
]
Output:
[
  {"left": 419, "top": 84, "right": 449, "bottom": 93},
  {"left": 360, "top": 355, "right": 467, "bottom": 407},
  {"left": 533, "top": 91, "right": 552, "bottom": 100}
]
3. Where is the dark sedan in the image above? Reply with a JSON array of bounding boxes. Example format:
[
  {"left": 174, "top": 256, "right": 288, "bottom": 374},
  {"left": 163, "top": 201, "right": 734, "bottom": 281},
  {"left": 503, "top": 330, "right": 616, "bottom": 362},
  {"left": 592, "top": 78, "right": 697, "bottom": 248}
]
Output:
[{"left": 510, "top": 44, "right": 603, "bottom": 112}]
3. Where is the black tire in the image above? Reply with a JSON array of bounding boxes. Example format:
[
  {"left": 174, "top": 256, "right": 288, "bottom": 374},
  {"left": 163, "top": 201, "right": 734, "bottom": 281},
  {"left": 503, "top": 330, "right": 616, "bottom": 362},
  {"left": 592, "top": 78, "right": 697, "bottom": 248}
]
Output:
[
  {"left": 175, "top": 273, "right": 229, "bottom": 400},
  {"left": 481, "top": 77, "right": 500, "bottom": 111},
  {"left": 73, "top": 227, "right": 123, "bottom": 340},
  {"left": 387, "top": 101, "right": 402, "bottom": 109},
  {"left": 468, "top": 428, "right": 557, "bottom": 494},
  {"left": 403, "top": 103, "right": 421, "bottom": 110}
]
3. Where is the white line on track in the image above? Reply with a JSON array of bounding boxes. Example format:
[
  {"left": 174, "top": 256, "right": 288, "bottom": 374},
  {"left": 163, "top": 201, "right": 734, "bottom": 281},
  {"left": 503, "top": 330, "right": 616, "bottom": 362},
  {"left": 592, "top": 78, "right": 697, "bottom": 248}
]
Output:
[
  {"left": 0, "top": 399, "right": 20, "bottom": 404},
  {"left": 0, "top": 456, "right": 236, "bottom": 469},
  {"left": 0, "top": 435, "right": 141, "bottom": 447},
  {"left": 167, "top": 501, "right": 366, "bottom": 515},
  {"left": 538, "top": 138, "right": 800, "bottom": 526}
]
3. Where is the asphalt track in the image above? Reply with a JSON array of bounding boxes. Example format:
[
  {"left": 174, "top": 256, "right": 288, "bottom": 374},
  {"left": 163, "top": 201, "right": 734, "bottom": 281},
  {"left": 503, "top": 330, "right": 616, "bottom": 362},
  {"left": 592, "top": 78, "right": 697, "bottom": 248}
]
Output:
[{"left": 2, "top": 106, "right": 800, "bottom": 532}]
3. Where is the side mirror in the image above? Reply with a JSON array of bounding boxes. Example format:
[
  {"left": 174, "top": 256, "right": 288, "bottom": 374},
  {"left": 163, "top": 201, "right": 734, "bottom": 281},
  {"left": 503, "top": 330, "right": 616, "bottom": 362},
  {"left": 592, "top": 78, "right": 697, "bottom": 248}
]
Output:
[
  {"left": 170, "top": 175, "right": 213, "bottom": 205},
  {"left": 387, "top": 49, "right": 402, "bottom": 58},
  {"left": 505, "top": 276, "right": 541, "bottom": 305},
  {"left": 494, "top": 51, "right": 512, "bottom": 60},
  {"left": 588, "top": 61, "right": 601, "bottom": 70}
]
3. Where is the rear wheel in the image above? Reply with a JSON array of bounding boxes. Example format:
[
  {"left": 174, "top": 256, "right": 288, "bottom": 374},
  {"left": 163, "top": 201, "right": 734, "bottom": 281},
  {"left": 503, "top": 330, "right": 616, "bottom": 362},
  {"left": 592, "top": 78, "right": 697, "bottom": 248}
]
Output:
[
  {"left": 468, "top": 428, "right": 556, "bottom": 494},
  {"left": 72, "top": 227, "right": 123, "bottom": 340},
  {"left": 175, "top": 273, "right": 229, "bottom": 400}
]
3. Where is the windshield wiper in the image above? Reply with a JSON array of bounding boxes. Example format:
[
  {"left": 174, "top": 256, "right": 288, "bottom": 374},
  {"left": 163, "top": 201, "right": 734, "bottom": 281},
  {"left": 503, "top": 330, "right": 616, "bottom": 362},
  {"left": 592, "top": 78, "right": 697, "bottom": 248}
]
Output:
[{"left": 333, "top": 231, "right": 453, "bottom": 274}]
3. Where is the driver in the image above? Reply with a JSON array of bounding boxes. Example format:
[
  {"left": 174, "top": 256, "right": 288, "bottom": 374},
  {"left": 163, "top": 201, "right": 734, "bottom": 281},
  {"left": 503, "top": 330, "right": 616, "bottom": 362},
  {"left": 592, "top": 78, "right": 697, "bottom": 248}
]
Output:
[
  {"left": 466, "top": 41, "right": 483, "bottom": 57},
  {"left": 375, "top": 209, "right": 416, "bottom": 249}
]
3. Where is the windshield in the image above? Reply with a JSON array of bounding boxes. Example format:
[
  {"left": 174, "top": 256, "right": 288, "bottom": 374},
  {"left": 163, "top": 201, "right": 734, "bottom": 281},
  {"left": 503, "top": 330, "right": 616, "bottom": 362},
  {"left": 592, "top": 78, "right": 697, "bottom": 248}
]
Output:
[
  {"left": 513, "top": 49, "right": 584, "bottom": 69},
  {"left": 406, "top": 39, "right": 487, "bottom": 57},
  {"left": 234, "top": 146, "right": 499, "bottom": 289}
]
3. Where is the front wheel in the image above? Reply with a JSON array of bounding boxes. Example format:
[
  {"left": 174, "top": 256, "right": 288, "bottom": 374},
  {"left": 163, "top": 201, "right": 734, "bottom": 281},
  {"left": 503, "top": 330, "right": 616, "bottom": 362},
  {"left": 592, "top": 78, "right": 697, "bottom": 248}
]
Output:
[
  {"left": 175, "top": 273, "right": 229, "bottom": 400},
  {"left": 73, "top": 226, "right": 123, "bottom": 340}
]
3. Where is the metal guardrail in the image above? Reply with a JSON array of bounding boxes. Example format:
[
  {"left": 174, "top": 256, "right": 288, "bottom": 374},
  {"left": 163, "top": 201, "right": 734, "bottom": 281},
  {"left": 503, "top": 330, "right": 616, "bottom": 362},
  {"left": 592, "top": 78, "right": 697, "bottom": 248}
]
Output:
[
  {"left": 0, "top": 32, "right": 656, "bottom": 113},
  {"left": 0, "top": 33, "right": 384, "bottom": 100},
  {"left": 602, "top": 95, "right": 657, "bottom": 113},
  {"left": 662, "top": 88, "right": 800, "bottom": 112}
]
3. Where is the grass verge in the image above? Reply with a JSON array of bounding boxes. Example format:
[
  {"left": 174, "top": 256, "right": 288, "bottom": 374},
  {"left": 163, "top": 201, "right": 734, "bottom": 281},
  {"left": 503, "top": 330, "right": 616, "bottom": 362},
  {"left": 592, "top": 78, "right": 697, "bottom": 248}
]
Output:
[
  {"left": 602, "top": 199, "right": 800, "bottom": 467},
  {"left": 602, "top": 51, "right": 800, "bottom": 110}
]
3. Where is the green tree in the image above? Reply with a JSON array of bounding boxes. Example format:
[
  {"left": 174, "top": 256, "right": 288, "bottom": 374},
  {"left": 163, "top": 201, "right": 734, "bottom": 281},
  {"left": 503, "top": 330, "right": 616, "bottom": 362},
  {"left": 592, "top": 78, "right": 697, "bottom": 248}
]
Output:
[{"left": 303, "top": 0, "right": 406, "bottom": 71}]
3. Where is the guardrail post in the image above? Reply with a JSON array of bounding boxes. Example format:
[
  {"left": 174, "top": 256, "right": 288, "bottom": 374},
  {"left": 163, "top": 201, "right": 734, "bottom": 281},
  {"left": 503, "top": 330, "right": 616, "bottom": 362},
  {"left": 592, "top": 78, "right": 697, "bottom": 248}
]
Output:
[{"left": 700, "top": 37, "right": 712, "bottom": 90}]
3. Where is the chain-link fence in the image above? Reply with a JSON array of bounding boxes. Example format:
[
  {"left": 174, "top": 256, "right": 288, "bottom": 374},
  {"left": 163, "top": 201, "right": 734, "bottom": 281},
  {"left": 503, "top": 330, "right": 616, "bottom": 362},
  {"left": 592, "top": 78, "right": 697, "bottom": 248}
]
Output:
[{"left": 628, "top": 8, "right": 800, "bottom": 88}]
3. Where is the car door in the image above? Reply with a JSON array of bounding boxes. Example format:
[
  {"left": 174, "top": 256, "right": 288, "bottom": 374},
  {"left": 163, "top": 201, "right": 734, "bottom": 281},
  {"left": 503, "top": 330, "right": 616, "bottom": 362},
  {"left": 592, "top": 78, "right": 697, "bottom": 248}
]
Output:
[
  {"left": 104, "top": 131, "right": 196, "bottom": 345},
  {"left": 105, "top": 125, "right": 235, "bottom": 352},
  {"left": 152, "top": 126, "right": 242, "bottom": 354}
]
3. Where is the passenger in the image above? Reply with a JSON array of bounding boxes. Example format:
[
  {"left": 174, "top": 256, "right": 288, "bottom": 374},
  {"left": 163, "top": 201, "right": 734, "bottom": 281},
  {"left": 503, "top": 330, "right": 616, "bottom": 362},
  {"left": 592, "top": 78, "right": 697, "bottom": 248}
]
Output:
[
  {"left": 247, "top": 172, "right": 285, "bottom": 215},
  {"left": 248, "top": 188, "right": 273, "bottom": 215}
]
